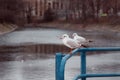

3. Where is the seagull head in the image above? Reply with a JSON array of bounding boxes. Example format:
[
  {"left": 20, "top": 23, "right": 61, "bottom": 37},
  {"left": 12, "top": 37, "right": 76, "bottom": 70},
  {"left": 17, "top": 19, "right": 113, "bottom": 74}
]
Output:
[
  {"left": 72, "top": 33, "right": 78, "bottom": 37},
  {"left": 60, "top": 34, "right": 69, "bottom": 39}
]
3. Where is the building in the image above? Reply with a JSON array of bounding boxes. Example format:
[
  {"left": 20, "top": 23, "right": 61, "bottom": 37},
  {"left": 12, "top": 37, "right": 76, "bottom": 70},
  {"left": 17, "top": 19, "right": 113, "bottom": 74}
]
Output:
[{"left": 24, "top": 0, "right": 68, "bottom": 21}]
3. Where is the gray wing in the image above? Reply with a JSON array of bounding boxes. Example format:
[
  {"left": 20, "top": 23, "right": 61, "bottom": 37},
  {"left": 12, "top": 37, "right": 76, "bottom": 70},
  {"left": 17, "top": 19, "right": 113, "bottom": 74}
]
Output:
[
  {"left": 66, "top": 40, "right": 79, "bottom": 48},
  {"left": 76, "top": 37, "right": 87, "bottom": 43}
]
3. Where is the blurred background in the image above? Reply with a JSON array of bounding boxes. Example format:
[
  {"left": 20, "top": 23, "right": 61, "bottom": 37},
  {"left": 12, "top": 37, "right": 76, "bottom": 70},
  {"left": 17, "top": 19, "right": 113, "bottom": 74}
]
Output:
[{"left": 0, "top": 0, "right": 120, "bottom": 80}]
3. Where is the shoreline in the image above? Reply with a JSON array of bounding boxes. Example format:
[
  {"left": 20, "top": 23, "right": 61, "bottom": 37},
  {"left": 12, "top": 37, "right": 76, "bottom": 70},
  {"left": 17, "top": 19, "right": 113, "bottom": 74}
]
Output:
[
  {"left": 0, "top": 23, "right": 18, "bottom": 36},
  {"left": 24, "top": 22, "right": 120, "bottom": 33}
]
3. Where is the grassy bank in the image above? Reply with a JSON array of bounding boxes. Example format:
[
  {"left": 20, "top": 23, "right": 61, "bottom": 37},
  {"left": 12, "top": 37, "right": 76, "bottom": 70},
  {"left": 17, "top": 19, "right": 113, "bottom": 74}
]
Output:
[{"left": 0, "top": 23, "right": 17, "bottom": 35}]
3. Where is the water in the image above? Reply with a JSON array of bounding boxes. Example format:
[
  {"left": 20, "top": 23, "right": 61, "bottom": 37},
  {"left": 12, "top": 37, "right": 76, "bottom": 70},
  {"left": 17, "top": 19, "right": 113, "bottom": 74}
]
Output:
[
  {"left": 0, "top": 28, "right": 72, "bottom": 45},
  {"left": 0, "top": 28, "right": 120, "bottom": 80},
  {"left": 0, "top": 53, "right": 120, "bottom": 80},
  {"left": 0, "top": 28, "right": 120, "bottom": 47}
]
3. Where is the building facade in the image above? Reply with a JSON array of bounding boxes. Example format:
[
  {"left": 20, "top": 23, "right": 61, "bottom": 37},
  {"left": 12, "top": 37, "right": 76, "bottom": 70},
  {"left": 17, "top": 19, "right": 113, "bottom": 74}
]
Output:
[{"left": 24, "top": 0, "right": 68, "bottom": 21}]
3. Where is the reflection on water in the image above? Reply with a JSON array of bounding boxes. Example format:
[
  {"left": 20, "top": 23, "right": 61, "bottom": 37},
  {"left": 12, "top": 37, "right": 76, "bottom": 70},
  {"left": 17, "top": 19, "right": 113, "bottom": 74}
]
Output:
[{"left": 0, "top": 53, "right": 120, "bottom": 80}]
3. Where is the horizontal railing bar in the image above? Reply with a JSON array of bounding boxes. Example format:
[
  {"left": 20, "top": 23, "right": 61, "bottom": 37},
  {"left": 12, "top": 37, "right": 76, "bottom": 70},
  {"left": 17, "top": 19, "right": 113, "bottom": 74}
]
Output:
[
  {"left": 74, "top": 74, "right": 120, "bottom": 79},
  {"left": 78, "top": 47, "right": 120, "bottom": 52}
]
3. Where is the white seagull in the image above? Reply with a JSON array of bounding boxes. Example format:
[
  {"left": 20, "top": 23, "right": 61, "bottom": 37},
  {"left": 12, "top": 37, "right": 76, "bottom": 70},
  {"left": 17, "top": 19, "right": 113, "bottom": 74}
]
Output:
[
  {"left": 72, "top": 33, "right": 92, "bottom": 48},
  {"left": 60, "top": 34, "right": 80, "bottom": 52}
]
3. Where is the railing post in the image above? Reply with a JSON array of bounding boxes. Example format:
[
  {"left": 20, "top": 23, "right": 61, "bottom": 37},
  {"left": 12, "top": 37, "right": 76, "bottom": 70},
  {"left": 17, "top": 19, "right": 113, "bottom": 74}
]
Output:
[
  {"left": 81, "top": 51, "right": 86, "bottom": 80},
  {"left": 55, "top": 48, "right": 120, "bottom": 80},
  {"left": 56, "top": 53, "right": 63, "bottom": 80}
]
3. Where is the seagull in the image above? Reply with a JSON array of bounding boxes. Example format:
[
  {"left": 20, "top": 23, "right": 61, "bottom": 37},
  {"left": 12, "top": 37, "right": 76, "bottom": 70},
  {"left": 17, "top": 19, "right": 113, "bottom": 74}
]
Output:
[
  {"left": 60, "top": 34, "right": 80, "bottom": 52},
  {"left": 72, "top": 33, "right": 92, "bottom": 48}
]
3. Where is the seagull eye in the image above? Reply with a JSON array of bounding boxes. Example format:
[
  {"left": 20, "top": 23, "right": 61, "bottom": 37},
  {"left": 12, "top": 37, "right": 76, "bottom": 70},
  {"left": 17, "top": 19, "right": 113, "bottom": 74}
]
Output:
[{"left": 64, "top": 35, "right": 67, "bottom": 38}]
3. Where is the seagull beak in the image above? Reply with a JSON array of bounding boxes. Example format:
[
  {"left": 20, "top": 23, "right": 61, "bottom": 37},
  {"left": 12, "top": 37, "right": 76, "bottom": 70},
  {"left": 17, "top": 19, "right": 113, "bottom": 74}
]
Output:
[
  {"left": 56, "top": 36, "right": 63, "bottom": 39},
  {"left": 59, "top": 37, "right": 63, "bottom": 39}
]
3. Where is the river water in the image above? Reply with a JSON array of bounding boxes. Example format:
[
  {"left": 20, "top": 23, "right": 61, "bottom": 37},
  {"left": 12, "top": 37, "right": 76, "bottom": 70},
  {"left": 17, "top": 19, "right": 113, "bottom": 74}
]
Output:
[
  {"left": 0, "top": 27, "right": 120, "bottom": 47},
  {"left": 0, "top": 28, "right": 120, "bottom": 80},
  {"left": 0, "top": 53, "right": 120, "bottom": 80}
]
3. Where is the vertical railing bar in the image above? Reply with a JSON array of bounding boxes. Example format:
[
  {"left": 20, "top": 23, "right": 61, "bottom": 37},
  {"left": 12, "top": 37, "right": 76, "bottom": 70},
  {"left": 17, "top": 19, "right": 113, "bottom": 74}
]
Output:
[
  {"left": 56, "top": 53, "right": 63, "bottom": 80},
  {"left": 59, "top": 54, "right": 71, "bottom": 80},
  {"left": 81, "top": 51, "right": 86, "bottom": 80}
]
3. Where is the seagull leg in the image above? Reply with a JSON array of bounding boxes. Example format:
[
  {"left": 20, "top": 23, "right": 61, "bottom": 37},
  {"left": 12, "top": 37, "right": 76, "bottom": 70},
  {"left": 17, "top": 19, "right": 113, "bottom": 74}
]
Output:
[{"left": 69, "top": 48, "right": 73, "bottom": 54}]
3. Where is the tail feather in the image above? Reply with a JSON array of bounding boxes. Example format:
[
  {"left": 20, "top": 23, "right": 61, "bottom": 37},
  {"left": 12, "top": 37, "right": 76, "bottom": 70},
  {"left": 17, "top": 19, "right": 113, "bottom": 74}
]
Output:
[
  {"left": 81, "top": 44, "right": 89, "bottom": 48},
  {"left": 88, "top": 40, "right": 93, "bottom": 42}
]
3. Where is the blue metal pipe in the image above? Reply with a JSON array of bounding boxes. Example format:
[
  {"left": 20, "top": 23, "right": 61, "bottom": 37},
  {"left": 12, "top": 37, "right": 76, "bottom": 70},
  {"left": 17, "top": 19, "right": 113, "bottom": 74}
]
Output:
[
  {"left": 78, "top": 47, "right": 120, "bottom": 52},
  {"left": 86, "top": 74, "right": 120, "bottom": 78},
  {"left": 57, "top": 49, "right": 79, "bottom": 80},
  {"left": 55, "top": 53, "right": 63, "bottom": 80},
  {"left": 55, "top": 47, "right": 120, "bottom": 80},
  {"left": 74, "top": 73, "right": 120, "bottom": 80},
  {"left": 81, "top": 51, "right": 86, "bottom": 80},
  {"left": 60, "top": 54, "right": 75, "bottom": 80}
]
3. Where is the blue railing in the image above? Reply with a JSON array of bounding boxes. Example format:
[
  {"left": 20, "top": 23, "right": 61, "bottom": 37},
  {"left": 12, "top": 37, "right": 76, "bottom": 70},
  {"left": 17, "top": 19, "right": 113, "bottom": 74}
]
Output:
[{"left": 55, "top": 47, "right": 120, "bottom": 80}]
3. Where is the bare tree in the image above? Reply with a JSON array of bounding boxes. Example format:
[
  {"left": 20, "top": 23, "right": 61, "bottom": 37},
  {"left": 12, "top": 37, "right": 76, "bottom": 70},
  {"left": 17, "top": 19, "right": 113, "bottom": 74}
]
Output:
[
  {"left": 0, "top": 0, "right": 25, "bottom": 24},
  {"left": 25, "top": 1, "right": 34, "bottom": 23}
]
